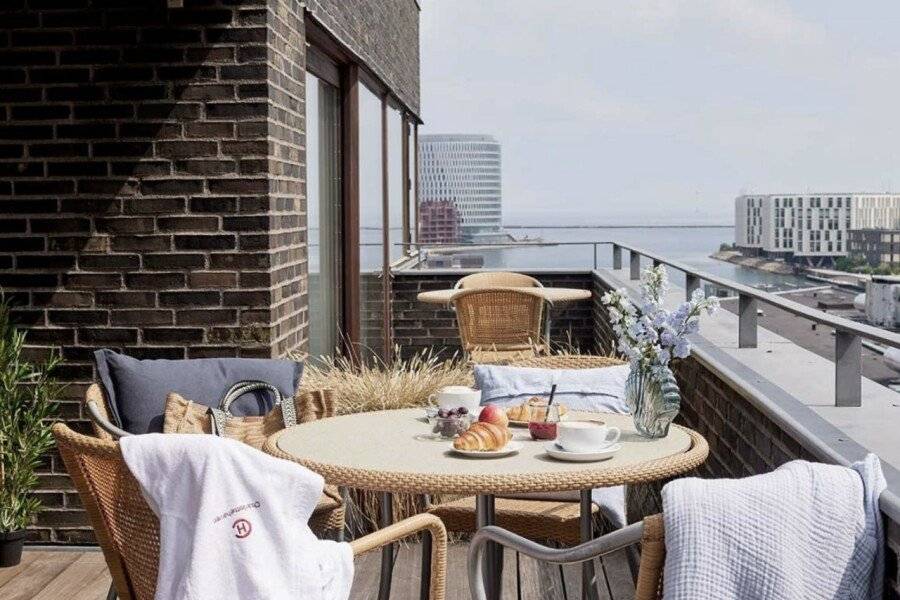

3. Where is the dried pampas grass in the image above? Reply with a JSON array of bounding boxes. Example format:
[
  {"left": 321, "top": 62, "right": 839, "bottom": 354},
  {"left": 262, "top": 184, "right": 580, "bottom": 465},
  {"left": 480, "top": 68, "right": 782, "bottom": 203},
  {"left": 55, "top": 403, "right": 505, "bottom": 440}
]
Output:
[
  {"left": 300, "top": 346, "right": 473, "bottom": 415},
  {"left": 294, "top": 346, "right": 473, "bottom": 536}
]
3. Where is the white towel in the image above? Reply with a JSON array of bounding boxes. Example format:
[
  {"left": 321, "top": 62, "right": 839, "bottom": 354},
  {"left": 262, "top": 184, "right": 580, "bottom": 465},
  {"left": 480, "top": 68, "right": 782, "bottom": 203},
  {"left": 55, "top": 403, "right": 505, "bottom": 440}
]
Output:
[
  {"left": 661, "top": 454, "right": 885, "bottom": 600},
  {"left": 121, "top": 434, "right": 354, "bottom": 600}
]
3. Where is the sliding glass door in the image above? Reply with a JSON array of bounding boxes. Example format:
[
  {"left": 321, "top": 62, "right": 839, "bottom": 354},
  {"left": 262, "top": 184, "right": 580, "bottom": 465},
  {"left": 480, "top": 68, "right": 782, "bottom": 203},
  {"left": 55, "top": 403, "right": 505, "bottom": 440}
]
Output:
[{"left": 306, "top": 71, "right": 342, "bottom": 360}]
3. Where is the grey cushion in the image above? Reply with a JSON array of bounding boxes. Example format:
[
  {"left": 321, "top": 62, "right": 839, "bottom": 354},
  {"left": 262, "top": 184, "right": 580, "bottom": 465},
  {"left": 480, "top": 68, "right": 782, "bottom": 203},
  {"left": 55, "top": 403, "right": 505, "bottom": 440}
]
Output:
[{"left": 94, "top": 349, "right": 303, "bottom": 434}]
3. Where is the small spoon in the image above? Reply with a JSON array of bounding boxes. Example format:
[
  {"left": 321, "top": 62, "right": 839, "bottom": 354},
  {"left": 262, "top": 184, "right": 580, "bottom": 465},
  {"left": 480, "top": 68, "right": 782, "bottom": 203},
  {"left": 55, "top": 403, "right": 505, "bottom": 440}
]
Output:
[{"left": 545, "top": 384, "right": 557, "bottom": 422}]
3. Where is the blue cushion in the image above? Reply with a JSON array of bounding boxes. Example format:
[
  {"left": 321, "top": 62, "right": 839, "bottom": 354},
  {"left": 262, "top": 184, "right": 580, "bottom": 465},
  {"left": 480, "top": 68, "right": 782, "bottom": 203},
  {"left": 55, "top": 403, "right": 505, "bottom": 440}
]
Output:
[
  {"left": 473, "top": 363, "right": 631, "bottom": 414},
  {"left": 94, "top": 349, "right": 303, "bottom": 434}
]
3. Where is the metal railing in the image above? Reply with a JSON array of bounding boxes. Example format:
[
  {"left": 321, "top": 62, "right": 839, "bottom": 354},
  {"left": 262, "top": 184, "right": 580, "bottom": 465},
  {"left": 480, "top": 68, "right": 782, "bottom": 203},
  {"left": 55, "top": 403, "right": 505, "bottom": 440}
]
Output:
[{"left": 405, "top": 239, "right": 900, "bottom": 407}]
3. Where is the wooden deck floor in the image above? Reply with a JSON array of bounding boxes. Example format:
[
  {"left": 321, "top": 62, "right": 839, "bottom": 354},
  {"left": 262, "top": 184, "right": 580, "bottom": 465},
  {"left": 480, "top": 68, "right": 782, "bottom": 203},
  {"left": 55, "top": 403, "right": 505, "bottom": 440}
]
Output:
[{"left": 2, "top": 544, "right": 635, "bottom": 599}]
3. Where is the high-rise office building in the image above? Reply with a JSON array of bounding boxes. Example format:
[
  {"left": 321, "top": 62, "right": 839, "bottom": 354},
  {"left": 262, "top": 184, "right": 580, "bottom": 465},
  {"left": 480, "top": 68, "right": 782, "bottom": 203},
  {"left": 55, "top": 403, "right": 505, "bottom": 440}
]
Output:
[
  {"left": 735, "top": 193, "right": 900, "bottom": 266},
  {"left": 418, "top": 134, "right": 502, "bottom": 242}
]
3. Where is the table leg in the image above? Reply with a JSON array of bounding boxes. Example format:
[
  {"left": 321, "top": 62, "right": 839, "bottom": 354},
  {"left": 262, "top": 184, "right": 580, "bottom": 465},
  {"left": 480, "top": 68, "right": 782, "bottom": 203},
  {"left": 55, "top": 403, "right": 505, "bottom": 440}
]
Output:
[
  {"left": 419, "top": 494, "right": 432, "bottom": 600},
  {"left": 476, "top": 494, "right": 502, "bottom": 600},
  {"left": 580, "top": 489, "right": 599, "bottom": 600},
  {"left": 378, "top": 492, "right": 395, "bottom": 600}
]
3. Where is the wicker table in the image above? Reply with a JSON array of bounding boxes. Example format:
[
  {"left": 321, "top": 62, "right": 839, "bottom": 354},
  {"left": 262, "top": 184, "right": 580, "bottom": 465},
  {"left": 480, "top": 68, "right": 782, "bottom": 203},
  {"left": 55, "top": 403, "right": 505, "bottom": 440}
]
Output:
[
  {"left": 266, "top": 409, "right": 708, "bottom": 600},
  {"left": 418, "top": 286, "right": 591, "bottom": 349}
]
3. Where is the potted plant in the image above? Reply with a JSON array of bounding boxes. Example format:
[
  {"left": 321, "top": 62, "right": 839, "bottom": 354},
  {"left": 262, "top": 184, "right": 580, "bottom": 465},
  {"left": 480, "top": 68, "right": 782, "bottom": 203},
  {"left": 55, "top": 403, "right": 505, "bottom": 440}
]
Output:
[
  {"left": 0, "top": 298, "right": 62, "bottom": 567},
  {"left": 601, "top": 265, "right": 719, "bottom": 438}
]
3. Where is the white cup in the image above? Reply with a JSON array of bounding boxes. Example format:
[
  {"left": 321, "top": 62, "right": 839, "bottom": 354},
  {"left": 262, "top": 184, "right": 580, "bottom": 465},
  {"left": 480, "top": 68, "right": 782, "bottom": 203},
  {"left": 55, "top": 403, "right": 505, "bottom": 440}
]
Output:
[
  {"left": 557, "top": 420, "right": 620, "bottom": 453},
  {"left": 428, "top": 386, "right": 481, "bottom": 413}
]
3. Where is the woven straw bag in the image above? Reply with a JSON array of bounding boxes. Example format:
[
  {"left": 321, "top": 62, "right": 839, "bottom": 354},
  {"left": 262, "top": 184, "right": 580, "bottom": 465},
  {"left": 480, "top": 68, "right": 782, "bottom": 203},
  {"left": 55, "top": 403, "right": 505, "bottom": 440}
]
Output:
[{"left": 164, "top": 386, "right": 334, "bottom": 450}]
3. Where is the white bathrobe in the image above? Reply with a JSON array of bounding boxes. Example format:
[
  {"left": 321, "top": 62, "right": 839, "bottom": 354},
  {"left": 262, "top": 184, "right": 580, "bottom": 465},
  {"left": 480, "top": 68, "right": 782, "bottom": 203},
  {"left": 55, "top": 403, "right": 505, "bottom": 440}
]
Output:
[{"left": 121, "top": 433, "right": 353, "bottom": 600}]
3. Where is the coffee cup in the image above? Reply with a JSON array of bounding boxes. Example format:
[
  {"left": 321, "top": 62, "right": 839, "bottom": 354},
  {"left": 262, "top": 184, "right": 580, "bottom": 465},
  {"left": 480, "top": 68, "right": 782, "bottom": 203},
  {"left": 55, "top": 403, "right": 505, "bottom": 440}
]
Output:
[
  {"left": 556, "top": 420, "right": 620, "bottom": 453},
  {"left": 428, "top": 386, "right": 481, "bottom": 413}
]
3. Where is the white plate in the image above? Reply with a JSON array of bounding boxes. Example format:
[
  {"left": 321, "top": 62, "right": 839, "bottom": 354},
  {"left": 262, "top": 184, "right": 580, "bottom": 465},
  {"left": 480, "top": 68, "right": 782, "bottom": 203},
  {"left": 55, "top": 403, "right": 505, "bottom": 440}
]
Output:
[
  {"left": 450, "top": 441, "right": 523, "bottom": 458},
  {"left": 544, "top": 442, "right": 621, "bottom": 462}
]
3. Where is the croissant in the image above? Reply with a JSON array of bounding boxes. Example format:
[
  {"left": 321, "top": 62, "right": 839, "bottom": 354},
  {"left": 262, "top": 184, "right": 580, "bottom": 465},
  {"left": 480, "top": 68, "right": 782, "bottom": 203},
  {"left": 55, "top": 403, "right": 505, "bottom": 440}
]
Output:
[
  {"left": 453, "top": 422, "right": 512, "bottom": 451},
  {"left": 506, "top": 398, "right": 568, "bottom": 422}
]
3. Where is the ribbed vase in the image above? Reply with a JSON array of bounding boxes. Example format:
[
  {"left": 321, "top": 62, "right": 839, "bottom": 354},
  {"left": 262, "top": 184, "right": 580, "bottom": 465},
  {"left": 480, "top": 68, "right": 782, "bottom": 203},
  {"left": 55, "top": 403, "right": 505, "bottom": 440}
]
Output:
[{"left": 624, "top": 366, "right": 681, "bottom": 438}]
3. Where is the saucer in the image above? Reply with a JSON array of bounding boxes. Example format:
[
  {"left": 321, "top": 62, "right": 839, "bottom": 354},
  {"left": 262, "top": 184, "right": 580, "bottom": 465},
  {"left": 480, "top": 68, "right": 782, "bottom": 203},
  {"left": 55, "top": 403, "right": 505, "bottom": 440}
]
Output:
[
  {"left": 451, "top": 441, "right": 523, "bottom": 458},
  {"left": 544, "top": 442, "right": 621, "bottom": 462}
]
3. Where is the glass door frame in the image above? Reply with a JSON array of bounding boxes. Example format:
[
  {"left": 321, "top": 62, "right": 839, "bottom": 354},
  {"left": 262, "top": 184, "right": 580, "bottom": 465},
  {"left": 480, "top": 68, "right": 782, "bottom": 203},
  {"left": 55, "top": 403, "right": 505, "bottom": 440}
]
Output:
[
  {"left": 305, "top": 51, "right": 343, "bottom": 360},
  {"left": 305, "top": 15, "right": 421, "bottom": 363}
]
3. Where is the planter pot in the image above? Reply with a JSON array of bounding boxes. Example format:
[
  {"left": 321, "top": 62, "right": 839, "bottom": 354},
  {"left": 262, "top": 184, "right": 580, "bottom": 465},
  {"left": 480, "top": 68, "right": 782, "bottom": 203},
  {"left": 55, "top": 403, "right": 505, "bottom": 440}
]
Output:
[
  {"left": 625, "top": 366, "right": 681, "bottom": 438},
  {"left": 0, "top": 530, "right": 27, "bottom": 568}
]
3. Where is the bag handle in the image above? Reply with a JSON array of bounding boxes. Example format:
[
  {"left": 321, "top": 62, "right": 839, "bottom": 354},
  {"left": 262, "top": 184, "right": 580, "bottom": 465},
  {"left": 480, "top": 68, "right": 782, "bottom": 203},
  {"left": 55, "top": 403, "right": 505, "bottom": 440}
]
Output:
[{"left": 208, "top": 380, "right": 296, "bottom": 436}]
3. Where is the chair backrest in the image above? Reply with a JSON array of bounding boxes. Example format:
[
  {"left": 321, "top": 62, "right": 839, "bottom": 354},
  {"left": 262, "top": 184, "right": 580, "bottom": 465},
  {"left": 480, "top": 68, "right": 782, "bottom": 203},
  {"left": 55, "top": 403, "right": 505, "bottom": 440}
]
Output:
[
  {"left": 454, "top": 271, "right": 543, "bottom": 289},
  {"left": 52, "top": 423, "right": 159, "bottom": 600},
  {"left": 509, "top": 354, "right": 626, "bottom": 370},
  {"left": 452, "top": 288, "right": 544, "bottom": 351}
]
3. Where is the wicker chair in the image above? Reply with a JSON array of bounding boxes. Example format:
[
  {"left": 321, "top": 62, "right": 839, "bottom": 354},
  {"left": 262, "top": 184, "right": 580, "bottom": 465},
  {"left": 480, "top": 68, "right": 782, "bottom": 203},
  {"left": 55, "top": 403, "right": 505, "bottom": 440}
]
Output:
[
  {"left": 452, "top": 287, "right": 547, "bottom": 364},
  {"left": 429, "top": 355, "right": 627, "bottom": 543},
  {"left": 81, "top": 383, "right": 346, "bottom": 538},
  {"left": 52, "top": 423, "right": 449, "bottom": 600},
  {"left": 469, "top": 514, "right": 665, "bottom": 600},
  {"left": 454, "top": 271, "right": 543, "bottom": 290}
]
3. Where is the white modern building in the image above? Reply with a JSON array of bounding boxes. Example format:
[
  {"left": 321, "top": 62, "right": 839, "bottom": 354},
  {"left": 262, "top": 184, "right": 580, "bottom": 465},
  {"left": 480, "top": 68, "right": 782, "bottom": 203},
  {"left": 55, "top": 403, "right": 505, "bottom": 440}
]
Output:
[
  {"left": 418, "top": 134, "right": 502, "bottom": 242},
  {"left": 735, "top": 193, "right": 900, "bottom": 266}
]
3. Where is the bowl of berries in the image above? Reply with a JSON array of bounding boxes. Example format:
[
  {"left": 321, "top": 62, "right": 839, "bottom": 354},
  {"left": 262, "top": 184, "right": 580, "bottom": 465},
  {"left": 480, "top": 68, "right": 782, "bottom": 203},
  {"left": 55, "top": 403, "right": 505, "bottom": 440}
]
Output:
[{"left": 430, "top": 406, "right": 474, "bottom": 439}]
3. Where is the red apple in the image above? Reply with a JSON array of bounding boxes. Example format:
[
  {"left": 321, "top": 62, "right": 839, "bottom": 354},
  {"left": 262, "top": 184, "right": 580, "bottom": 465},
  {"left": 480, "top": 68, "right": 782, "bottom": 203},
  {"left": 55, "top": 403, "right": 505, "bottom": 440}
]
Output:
[{"left": 478, "top": 404, "right": 509, "bottom": 428}]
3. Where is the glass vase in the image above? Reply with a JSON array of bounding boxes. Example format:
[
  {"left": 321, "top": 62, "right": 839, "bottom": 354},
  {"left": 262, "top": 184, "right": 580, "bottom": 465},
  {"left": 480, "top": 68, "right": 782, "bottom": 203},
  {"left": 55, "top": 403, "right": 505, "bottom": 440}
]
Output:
[{"left": 625, "top": 366, "right": 681, "bottom": 438}]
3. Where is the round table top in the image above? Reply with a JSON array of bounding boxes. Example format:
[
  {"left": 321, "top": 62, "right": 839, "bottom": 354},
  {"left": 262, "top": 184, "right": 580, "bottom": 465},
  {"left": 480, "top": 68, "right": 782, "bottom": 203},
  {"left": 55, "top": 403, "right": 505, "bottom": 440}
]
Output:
[
  {"left": 265, "top": 408, "right": 708, "bottom": 495},
  {"left": 417, "top": 287, "right": 592, "bottom": 305}
]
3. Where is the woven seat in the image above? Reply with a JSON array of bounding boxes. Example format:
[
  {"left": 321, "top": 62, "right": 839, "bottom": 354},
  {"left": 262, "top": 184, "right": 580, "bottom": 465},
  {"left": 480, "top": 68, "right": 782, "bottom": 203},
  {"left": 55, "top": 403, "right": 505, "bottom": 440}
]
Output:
[
  {"left": 452, "top": 288, "right": 546, "bottom": 363},
  {"left": 53, "top": 423, "right": 449, "bottom": 600},
  {"left": 429, "top": 496, "right": 598, "bottom": 547},
  {"left": 428, "top": 354, "right": 628, "bottom": 545},
  {"left": 83, "top": 382, "right": 346, "bottom": 539}
]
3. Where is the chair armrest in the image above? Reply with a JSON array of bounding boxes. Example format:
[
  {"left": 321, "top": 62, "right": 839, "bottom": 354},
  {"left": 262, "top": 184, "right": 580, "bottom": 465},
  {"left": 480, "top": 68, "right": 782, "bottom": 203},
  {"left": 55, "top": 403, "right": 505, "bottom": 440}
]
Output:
[
  {"left": 86, "top": 399, "right": 131, "bottom": 439},
  {"left": 467, "top": 520, "right": 646, "bottom": 600},
  {"left": 351, "top": 513, "right": 447, "bottom": 600}
]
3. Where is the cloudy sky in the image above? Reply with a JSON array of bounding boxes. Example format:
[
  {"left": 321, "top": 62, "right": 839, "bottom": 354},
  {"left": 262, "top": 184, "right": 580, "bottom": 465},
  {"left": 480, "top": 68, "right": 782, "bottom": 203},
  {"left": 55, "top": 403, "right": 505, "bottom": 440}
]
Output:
[{"left": 418, "top": 1, "right": 900, "bottom": 226}]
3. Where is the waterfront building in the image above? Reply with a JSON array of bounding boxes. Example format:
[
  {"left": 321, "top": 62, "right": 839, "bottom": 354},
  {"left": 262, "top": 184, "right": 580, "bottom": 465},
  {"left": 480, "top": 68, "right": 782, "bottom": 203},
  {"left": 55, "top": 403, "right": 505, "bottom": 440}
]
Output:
[
  {"left": 735, "top": 193, "right": 900, "bottom": 266},
  {"left": 418, "top": 134, "right": 502, "bottom": 242},
  {"left": 418, "top": 200, "right": 460, "bottom": 244},
  {"left": 848, "top": 229, "right": 900, "bottom": 268}
]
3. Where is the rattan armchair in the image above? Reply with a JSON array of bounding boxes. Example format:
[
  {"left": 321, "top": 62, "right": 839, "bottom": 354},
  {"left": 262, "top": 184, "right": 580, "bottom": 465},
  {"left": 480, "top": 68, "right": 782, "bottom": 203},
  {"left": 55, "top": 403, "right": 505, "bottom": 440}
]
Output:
[
  {"left": 454, "top": 271, "right": 544, "bottom": 289},
  {"left": 52, "top": 423, "right": 449, "bottom": 600},
  {"left": 469, "top": 514, "right": 665, "bottom": 600},
  {"left": 81, "top": 382, "right": 346, "bottom": 538},
  {"left": 452, "top": 287, "right": 547, "bottom": 364},
  {"left": 429, "top": 354, "right": 628, "bottom": 545}
]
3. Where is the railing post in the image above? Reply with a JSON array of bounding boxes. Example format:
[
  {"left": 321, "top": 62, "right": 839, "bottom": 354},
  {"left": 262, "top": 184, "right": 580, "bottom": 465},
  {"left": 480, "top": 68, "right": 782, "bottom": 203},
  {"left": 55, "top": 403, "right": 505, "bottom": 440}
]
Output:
[
  {"left": 612, "top": 244, "right": 622, "bottom": 270},
  {"left": 835, "top": 331, "right": 862, "bottom": 407},
  {"left": 593, "top": 243, "right": 598, "bottom": 270},
  {"left": 685, "top": 274, "right": 700, "bottom": 302},
  {"left": 652, "top": 259, "right": 661, "bottom": 268},
  {"left": 738, "top": 294, "right": 758, "bottom": 348},
  {"left": 629, "top": 251, "right": 640, "bottom": 280}
]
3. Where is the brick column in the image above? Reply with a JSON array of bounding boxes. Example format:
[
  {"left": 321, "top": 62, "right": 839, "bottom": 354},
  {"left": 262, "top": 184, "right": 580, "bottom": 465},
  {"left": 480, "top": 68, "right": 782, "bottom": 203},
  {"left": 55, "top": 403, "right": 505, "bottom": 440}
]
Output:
[{"left": 0, "top": 0, "right": 306, "bottom": 542}]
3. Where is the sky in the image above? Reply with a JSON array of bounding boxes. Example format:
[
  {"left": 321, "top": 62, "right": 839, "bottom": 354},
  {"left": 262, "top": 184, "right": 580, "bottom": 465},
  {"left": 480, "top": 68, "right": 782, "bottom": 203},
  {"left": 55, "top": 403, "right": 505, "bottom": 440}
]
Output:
[{"left": 418, "top": 1, "right": 900, "bottom": 226}]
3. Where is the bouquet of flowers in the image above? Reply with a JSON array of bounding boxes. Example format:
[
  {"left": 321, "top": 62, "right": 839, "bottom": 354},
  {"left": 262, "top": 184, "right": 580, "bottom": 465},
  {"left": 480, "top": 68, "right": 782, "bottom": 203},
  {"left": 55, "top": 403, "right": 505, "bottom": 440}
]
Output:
[{"left": 601, "top": 264, "right": 719, "bottom": 376}]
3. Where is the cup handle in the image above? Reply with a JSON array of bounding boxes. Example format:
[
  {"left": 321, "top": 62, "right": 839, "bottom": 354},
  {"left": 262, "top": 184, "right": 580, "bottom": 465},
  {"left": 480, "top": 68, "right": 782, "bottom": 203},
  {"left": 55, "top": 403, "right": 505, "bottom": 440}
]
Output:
[{"left": 605, "top": 427, "right": 621, "bottom": 445}]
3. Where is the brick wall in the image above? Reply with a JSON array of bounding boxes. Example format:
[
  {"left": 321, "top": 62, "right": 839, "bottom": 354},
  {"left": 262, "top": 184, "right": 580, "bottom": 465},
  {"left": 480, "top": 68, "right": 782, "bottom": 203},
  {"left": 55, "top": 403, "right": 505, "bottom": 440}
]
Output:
[
  {"left": 591, "top": 271, "right": 900, "bottom": 597},
  {"left": 0, "top": 0, "right": 419, "bottom": 544},
  {"left": 307, "top": 0, "right": 420, "bottom": 115},
  {"left": 392, "top": 270, "right": 598, "bottom": 360}
]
